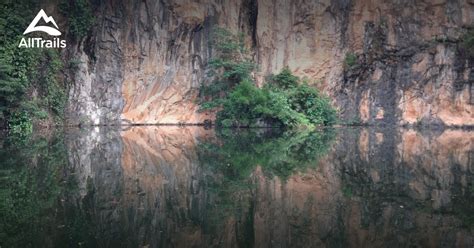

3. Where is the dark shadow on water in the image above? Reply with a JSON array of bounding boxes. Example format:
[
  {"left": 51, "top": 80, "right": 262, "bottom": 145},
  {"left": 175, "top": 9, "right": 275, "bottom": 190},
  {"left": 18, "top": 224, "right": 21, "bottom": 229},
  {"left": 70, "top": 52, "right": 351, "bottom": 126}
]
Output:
[{"left": 0, "top": 126, "right": 472, "bottom": 247}]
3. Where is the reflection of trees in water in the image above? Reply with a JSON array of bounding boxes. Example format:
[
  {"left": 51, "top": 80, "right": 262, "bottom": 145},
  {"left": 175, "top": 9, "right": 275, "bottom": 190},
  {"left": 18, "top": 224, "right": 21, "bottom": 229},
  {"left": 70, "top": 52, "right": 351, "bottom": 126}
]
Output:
[
  {"left": 197, "top": 128, "right": 336, "bottom": 179},
  {"left": 195, "top": 128, "right": 336, "bottom": 246},
  {"left": 1, "top": 127, "right": 473, "bottom": 247},
  {"left": 336, "top": 128, "right": 474, "bottom": 246},
  {"left": 0, "top": 133, "right": 67, "bottom": 247},
  {"left": 451, "top": 171, "right": 474, "bottom": 228},
  {"left": 0, "top": 129, "right": 124, "bottom": 247}
]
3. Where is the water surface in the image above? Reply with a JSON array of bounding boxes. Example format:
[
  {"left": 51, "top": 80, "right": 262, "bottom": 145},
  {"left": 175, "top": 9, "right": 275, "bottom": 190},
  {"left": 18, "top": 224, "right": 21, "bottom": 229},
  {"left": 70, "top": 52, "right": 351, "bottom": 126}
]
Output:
[{"left": 0, "top": 126, "right": 473, "bottom": 247}]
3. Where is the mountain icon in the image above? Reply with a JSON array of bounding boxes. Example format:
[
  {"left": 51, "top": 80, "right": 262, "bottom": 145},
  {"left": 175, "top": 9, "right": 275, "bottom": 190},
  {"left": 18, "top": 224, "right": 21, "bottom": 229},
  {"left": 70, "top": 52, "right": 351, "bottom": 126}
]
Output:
[{"left": 23, "top": 9, "right": 61, "bottom": 36}]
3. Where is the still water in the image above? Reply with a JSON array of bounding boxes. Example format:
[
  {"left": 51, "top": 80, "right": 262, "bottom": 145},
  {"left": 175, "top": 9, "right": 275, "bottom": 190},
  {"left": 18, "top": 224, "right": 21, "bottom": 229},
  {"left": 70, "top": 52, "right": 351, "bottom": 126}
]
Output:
[{"left": 0, "top": 126, "right": 473, "bottom": 247}]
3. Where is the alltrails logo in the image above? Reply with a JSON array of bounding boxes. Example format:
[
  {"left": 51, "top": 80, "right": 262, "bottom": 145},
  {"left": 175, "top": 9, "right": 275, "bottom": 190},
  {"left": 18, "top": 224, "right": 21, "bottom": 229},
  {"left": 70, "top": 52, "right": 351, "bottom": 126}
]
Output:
[{"left": 19, "top": 9, "right": 66, "bottom": 48}]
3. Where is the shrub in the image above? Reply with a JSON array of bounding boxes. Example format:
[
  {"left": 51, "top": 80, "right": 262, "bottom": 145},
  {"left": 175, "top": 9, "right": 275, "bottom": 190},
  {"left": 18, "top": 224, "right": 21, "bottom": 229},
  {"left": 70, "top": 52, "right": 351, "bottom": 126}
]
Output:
[
  {"left": 216, "top": 80, "right": 268, "bottom": 127},
  {"left": 287, "top": 84, "right": 337, "bottom": 125},
  {"left": 211, "top": 27, "right": 246, "bottom": 57},
  {"left": 0, "top": 61, "right": 22, "bottom": 114},
  {"left": 215, "top": 70, "right": 336, "bottom": 128},
  {"left": 216, "top": 80, "right": 313, "bottom": 128},
  {"left": 200, "top": 27, "right": 337, "bottom": 128},
  {"left": 268, "top": 67, "right": 298, "bottom": 89},
  {"left": 344, "top": 52, "right": 358, "bottom": 67},
  {"left": 199, "top": 28, "right": 255, "bottom": 109},
  {"left": 8, "top": 111, "right": 33, "bottom": 135},
  {"left": 259, "top": 90, "right": 310, "bottom": 127}
]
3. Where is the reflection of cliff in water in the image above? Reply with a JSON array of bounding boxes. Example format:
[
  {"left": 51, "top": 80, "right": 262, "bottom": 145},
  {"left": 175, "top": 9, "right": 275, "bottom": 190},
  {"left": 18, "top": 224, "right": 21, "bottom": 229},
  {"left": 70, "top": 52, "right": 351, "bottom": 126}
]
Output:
[
  {"left": 64, "top": 127, "right": 473, "bottom": 247},
  {"left": 64, "top": 126, "right": 216, "bottom": 247}
]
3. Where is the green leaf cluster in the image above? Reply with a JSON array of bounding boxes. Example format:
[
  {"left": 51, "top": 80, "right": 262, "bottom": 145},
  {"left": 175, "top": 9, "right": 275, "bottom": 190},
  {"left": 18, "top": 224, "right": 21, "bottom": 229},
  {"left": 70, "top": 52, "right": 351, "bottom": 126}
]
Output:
[
  {"left": 0, "top": 0, "right": 67, "bottom": 132},
  {"left": 59, "top": 0, "right": 95, "bottom": 39},
  {"left": 286, "top": 84, "right": 337, "bottom": 126},
  {"left": 216, "top": 79, "right": 310, "bottom": 127},
  {"left": 199, "top": 28, "right": 337, "bottom": 128},
  {"left": 344, "top": 52, "right": 358, "bottom": 67},
  {"left": 7, "top": 111, "right": 32, "bottom": 136},
  {"left": 199, "top": 27, "right": 256, "bottom": 105},
  {"left": 267, "top": 67, "right": 298, "bottom": 89},
  {"left": 216, "top": 71, "right": 336, "bottom": 127}
]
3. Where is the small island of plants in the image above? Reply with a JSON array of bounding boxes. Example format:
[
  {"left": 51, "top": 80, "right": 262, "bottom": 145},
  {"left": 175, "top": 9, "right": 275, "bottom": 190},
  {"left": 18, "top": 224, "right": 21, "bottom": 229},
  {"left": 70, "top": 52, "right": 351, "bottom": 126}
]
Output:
[{"left": 199, "top": 28, "right": 336, "bottom": 128}]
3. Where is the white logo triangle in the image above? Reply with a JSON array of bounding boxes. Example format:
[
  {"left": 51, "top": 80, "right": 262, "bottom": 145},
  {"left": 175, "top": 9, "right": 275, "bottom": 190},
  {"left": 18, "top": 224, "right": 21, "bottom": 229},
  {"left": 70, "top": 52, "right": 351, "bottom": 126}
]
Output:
[{"left": 23, "top": 9, "right": 61, "bottom": 36}]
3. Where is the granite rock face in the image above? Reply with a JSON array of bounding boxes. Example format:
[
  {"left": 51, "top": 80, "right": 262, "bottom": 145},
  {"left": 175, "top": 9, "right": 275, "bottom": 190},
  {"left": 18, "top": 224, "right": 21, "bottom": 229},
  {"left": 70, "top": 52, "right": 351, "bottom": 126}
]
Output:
[{"left": 66, "top": 0, "right": 474, "bottom": 126}]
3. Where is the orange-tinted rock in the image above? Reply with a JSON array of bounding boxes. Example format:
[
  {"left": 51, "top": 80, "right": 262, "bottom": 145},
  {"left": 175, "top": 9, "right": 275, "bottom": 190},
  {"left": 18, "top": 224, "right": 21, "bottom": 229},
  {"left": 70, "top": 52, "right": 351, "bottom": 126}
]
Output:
[{"left": 66, "top": 0, "right": 474, "bottom": 126}]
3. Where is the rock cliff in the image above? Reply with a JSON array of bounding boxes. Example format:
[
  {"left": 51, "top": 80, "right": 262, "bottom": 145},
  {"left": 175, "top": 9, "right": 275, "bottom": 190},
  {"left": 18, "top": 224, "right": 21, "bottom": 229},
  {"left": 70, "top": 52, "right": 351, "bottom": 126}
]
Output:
[{"left": 65, "top": 0, "right": 474, "bottom": 126}]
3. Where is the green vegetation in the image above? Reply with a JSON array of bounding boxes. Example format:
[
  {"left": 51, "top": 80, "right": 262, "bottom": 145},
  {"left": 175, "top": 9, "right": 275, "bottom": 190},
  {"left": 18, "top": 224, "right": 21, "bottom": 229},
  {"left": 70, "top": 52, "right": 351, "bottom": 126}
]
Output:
[
  {"left": 7, "top": 111, "right": 32, "bottom": 135},
  {"left": 216, "top": 79, "right": 309, "bottom": 127},
  {"left": 198, "top": 128, "right": 334, "bottom": 230},
  {"left": 200, "top": 28, "right": 336, "bottom": 128},
  {"left": 460, "top": 28, "right": 474, "bottom": 59},
  {"left": 198, "top": 128, "right": 336, "bottom": 179},
  {"left": 341, "top": 115, "right": 363, "bottom": 126},
  {"left": 285, "top": 81, "right": 337, "bottom": 125},
  {"left": 267, "top": 66, "right": 299, "bottom": 89},
  {"left": 199, "top": 28, "right": 256, "bottom": 110},
  {"left": 0, "top": 133, "right": 67, "bottom": 247},
  {"left": 59, "top": 0, "right": 95, "bottom": 39},
  {"left": 197, "top": 129, "right": 333, "bottom": 233},
  {"left": 344, "top": 52, "right": 358, "bottom": 67},
  {"left": 341, "top": 185, "right": 353, "bottom": 198},
  {"left": 0, "top": 0, "right": 67, "bottom": 133}
]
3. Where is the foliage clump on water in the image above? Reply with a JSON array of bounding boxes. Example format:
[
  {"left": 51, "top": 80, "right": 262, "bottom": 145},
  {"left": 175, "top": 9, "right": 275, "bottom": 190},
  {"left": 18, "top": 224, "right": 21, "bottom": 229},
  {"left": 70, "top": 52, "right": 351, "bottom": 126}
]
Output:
[
  {"left": 0, "top": 0, "right": 67, "bottom": 134},
  {"left": 199, "top": 27, "right": 336, "bottom": 128}
]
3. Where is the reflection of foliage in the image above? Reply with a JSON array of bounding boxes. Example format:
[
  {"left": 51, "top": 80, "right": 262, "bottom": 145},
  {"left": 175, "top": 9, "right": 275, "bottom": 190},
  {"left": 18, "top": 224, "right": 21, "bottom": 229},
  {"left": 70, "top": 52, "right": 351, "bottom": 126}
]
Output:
[
  {"left": 203, "top": 177, "right": 254, "bottom": 242},
  {"left": 198, "top": 128, "right": 336, "bottom": 180},
  {"left": 0, "top": 132, "right": 100, "bottom": 247},
  {"left": 198, "top": 129, "right": 335, "bottom": 240},
  {"left": 451, "top": 176, "right": 474, "bottom": 228},
  {"left": 0, "top": 133, "right": 67, "bottom": 247},
  {"left": 61, "top": 179, "right": 98, "bottom": 248}
]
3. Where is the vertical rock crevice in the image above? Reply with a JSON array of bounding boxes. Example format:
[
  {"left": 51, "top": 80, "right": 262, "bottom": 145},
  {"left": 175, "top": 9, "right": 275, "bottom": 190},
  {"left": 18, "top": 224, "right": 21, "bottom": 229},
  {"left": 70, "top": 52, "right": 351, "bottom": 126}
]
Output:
[{"left": 65, "top": 0, "right": 474, "bottom": 127}]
